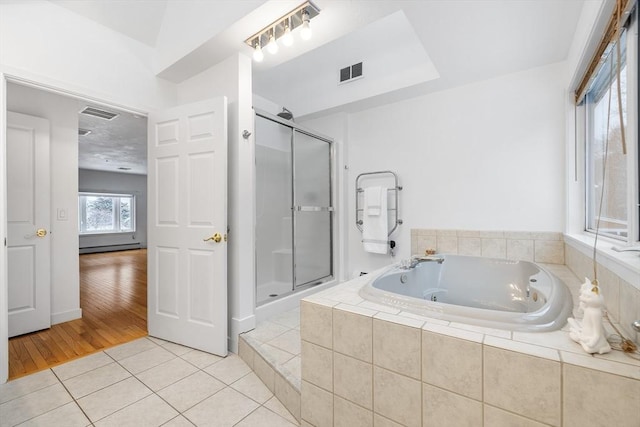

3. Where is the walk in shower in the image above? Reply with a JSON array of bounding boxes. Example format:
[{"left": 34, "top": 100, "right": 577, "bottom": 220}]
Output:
[{"left": 254, "top": 110, "right": 333, "bottom": 306}]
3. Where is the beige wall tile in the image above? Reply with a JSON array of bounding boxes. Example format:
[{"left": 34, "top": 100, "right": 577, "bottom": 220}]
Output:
[
  {"left": 484, "top": 404, "right": 551, "bottom": 427},
  {"left": 478, "top": 231, "right": 505, "bottom": 238},
  {"left": 373, "top": 319, "right": 421, "bottom": 379},
  {"left": 333, "top": 309, "right": 372, "bottom": 363},
  {"left": 422, "top": 384, "right": 482, "bottom": 427},
  {"left": 596, "top": 265, "right": 620, "bottom": 321},
  {"left": 301, "top": 381, "right": 332, "bottom": 427},
  {"left": 457, "top": 230, "right": 482, "bottom": 238},
  {"left": 505, "top": 231, "right": 533, "bottom": 239},
  {"left": 531, "top": 232, "right": 562, "bottom": 241},
  {"left": 458, "top": 237, "right": 481, "bottom": 256},
  {"left": 334, "top": 396, "right": 372, "bottom": 427},
  {"left": 237, "top": 338, "right": 254, "bottom": 369},
  {"left": 373, "top": 367, "right": 421, "bottom": 427},
  {"left": 253, "top": 354, "right": 275, "bottom": 392},
  {"left": 275, "top": 374, "right": 301, "bottom": 422},
  {"left": 436, "top": 236, "right": 458, "bottom": 254},
  {"left": 301, "top": 301, "right": 333, "bottom": 349},
  {"left": 563, "top": 364, "right": 640, "bottom": 427},
  {"left": 422, "top": 331, "right": 482, "bottom": 400},
  {"left": 436, "top": 229, "right": 457, "bottom": 236},
  {"left": 506, "top": 239, "right": 534, "bottom": 261},
  {"left": 301, "top": 340, "right": 333, "bottom": 392},
  {"left": 417, "top": 229, "right": 437, "bottom": 236},
  {"left": 334, "top": 353, "right": 372, "bottom": 410},
  {"left": 481, "top": 238, "right": 507, "bottom": 259},
  {"left": 484, "top": 346, "right": 561, "bottom": 426},
  {"left": 619, "top": 279, "right": 640, "bottom": 344},
  {"left": 417, "top": 236, "right": 437, "bottom": 255},
  {"left": 534, "top": 240, "right": 564, "bottom": 264}
]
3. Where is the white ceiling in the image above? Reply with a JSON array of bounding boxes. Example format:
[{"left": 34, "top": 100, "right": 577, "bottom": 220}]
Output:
[{"left": 49, "top": 0, "right": 587, "bottom": 175}]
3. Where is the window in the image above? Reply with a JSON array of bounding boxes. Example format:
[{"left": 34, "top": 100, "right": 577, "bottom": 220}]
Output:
[
  {"left": 78, "top": 192, "right": 135, "bottom": 234},
  {"left": 585, "top": 29, "right": 629, "bottom": 240},
  {"left": 581, "top": 6, "right": 639, "bottom": 243}
]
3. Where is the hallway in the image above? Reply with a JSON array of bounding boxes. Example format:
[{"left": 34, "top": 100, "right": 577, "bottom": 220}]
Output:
[{"left": 8, "top": 250, "right": 147, "bottom": 380}]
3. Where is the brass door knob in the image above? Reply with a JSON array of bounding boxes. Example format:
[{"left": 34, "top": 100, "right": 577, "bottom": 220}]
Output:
[
  {"left": 36, "top": 228, "right": 47, "bottom": 238},
  {"left": 203, "top": 233, "right": 222, "bottom": 243}
]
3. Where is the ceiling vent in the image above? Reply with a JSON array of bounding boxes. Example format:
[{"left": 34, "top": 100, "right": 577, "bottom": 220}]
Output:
[
  {"left": 339, "top": 62, "right": 363, "bottom": 84},
  {"left": 78, "top": 128, "right": 92, "bottom": 136},
  {"left": 80, "top": 106, "right": 119, "bottom": 121}
]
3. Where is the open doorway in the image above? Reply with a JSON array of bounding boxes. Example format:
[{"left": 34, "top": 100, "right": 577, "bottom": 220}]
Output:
[{"left": 6, "top": 82, "right": 149, "bottom": 380}]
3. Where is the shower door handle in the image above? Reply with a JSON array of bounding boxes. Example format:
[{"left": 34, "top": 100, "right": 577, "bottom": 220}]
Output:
[{"left": 294, "top": 206, "right": 334, "bottom": 212}]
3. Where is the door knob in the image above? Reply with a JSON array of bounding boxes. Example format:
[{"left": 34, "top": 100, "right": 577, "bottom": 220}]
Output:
[
  {"left": 36, "top": 228, "right": 47, "bottom": 238},
  {"left": 203, "top": 233, "right": 222, "bottom": 243}
]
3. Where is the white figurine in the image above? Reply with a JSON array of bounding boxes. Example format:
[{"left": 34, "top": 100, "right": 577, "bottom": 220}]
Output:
[{"left": 567, "top": 278, "right": 611, "bottom": 354}]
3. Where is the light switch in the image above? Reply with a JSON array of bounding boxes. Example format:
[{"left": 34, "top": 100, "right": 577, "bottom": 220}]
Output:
[{"left": 57, "top": 208, "right": 68, "bottom": 221}]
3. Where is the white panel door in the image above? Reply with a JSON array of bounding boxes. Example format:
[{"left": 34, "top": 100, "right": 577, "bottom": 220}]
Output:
[
  {"left": 148, "top": 98, "right": 228, "bottom": 356},
  {"left": 7, "top": 112, "right": 51, "bottom": 337}
]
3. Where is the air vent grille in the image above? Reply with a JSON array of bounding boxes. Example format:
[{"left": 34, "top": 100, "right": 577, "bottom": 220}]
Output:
[
  {"left": 78, "top": 128, "right": 92, "bottom": 136},
  {"left": 338, "top": 62, "right": 364, "bottom": 84},
  {"left": 80, "top": 106, "right": 119, "bottom": 120}
]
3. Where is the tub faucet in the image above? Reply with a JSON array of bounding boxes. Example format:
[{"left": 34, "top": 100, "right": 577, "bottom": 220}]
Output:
[{"left": 401, "top": 255, "right": 445, "bottom": 269}]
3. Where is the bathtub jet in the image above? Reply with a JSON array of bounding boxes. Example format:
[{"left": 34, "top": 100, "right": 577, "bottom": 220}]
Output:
[{"left": 360, "top": 254, "right": 573, "bottom": 332}]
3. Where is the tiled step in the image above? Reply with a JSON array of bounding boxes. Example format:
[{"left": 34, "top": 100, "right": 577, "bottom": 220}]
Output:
[{"left": 238, "top": 309, "right": 301, "bottom": 423}]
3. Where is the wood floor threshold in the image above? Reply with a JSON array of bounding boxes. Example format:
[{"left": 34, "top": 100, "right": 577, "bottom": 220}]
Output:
[{"left": 8, "top": 249, "right": 148, "bottom": 380}]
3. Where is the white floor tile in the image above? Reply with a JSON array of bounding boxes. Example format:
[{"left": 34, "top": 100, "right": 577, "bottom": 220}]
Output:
[
  {"left": 235, "top": 406, "right": 298, "bottom": 427},
  {"left": 94, "top": 394, "right": 178, "bottom": 427},
  {"left": 231, "top": 372, "right": 273, "bottom": 404},
  {"left": 156, "top": 371, "right": 225, "bottom": 413},
  {"left": 118, "top": 346, "right": 176, "bottom": 375},
  {"left": 17, "top": 402, "right": 90, "bottom": 427},
  {"left": 136, "top": 357, "right": 198, "bottom": 391},
  {"left": 162, "top": 415, "right": 196, "bottom": 426},
  {"left": 263, "top": 396, "right": 299, "bottom": 426},
  {"left": 53, "top": 352, "right": 113, "bottom": 381},
  {"left": 0, "top": 383, "right": 72, "bottom": 427},
  {"left": 180, "top": 349, "right": 224, "bottom": 369},
  {"left": 204, "top": 354, "right": 251, "bottom": 385},
  {"left": 267, "top": 329, "right": 301, "bottom": 356},
  {"left": 62, "top": 362, "right": 131, "bottom": 399},
  {"left": 76, "top": 377, "right": 151, "bottom": 422},
  {"left": 0, "top": 369, "right": 58, "bottom": 404},
  {"left": 183, "top": 387, "right": 259, "bottom": 427},
  {"left": 244, "top": 321, "right": 291, "bottom": 344},
  {"left": 104, "top": 338, "right": 158, "bottom": 361}
]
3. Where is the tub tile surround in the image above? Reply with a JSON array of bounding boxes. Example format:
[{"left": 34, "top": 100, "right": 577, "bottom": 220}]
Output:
[
  {"left": 298, "top": 264, "right": 640, "bottom": 427},
  {"left": 411, "top": 229, "right": 565, "bottom": 264}
]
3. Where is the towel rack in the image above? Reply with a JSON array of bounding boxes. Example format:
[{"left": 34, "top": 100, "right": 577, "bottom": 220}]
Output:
[{"left": 355, "top": 170, "right": 403, "bottom": 236}]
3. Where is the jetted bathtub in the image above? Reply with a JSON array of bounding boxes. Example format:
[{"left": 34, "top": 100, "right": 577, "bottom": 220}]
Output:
[{"left": 359, "top": 254, "right": 573, "bottom": 332}]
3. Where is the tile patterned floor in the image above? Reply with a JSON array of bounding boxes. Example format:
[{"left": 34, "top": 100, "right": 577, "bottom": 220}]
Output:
[{"left": 0, "top": 337, "right": 299, "bottom": 427}]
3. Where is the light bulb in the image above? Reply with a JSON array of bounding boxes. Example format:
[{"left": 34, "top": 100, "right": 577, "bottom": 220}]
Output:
[
  {"left": 282, "top": 23, "right": 293, "bottom": 47},
  {"left": 300, "top": 10, "right": 312, "bottom": 40},
  {"left": 267, "top": 32, "right": 279, "bottom": 54},
  {"left": 253, "top": 43, "right": 264, "bottom": 62}
]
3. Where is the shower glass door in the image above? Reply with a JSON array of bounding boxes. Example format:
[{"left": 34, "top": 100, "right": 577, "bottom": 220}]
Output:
[
  {"left": 255, "top": 116, "right": 293, "bottom": 304},
  {"left": 254, "top": 113, "right": 333, "bottom": 305},
  {"left": 293, "top": 130, "right": 332, "bottom": 287}
]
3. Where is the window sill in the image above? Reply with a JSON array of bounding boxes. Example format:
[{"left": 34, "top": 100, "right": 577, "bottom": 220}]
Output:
[
  {"left": 79, "top": 231, "right": 136, "bottom": 237},
  {"left": 564, "top": 232, "right": 640, "bottom": 290}
]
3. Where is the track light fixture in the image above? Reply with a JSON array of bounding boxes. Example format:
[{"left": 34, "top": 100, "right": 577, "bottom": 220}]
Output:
[{"left": 244, "top": 1, "right": 320, "bottom": 62}]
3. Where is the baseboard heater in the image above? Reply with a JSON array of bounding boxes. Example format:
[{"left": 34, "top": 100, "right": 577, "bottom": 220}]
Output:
[{"left": 79, "top": 243, "right": 142, "bottom": 254}]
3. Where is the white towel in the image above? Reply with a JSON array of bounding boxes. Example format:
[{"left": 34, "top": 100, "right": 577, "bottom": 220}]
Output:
[
  {"left": 364, "top": 186, "right": 382, "bottom": 216},
  {"left": 363, "top": 186, "right": 388, "bottom": 254}
]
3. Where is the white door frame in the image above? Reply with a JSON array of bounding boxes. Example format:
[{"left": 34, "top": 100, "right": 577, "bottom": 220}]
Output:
[{"left": 0, "top": 70, "right": 151, "bottom": 383}]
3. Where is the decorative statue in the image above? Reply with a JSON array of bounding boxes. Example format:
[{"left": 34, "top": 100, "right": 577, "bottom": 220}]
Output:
[{"left": 567, "top": 278, "right": 611, "bottom": 355}]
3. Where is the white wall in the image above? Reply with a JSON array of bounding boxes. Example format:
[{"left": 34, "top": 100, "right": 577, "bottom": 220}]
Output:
[
  {"left": 78, "top": 169, "right": 148, "bottom": 252},
  {"left": 177, "top": 53, "right": 255, "bottom": 351},
  {"left": 0, "top": 0, "right": 175, "bottom": 111},
  {"left": 312, "top": 62, "right": 568, "bottom": 275},
  {"left": 7, "top": 83, "right": 81, "bottom": 325}
]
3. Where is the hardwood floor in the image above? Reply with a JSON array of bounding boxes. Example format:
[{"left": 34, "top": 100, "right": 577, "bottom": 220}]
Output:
[{"left": 8, "top": 249, "right": 148, "bottom": 380}]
